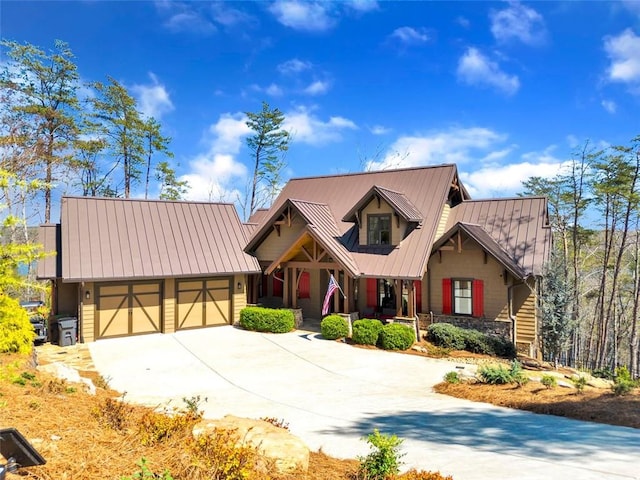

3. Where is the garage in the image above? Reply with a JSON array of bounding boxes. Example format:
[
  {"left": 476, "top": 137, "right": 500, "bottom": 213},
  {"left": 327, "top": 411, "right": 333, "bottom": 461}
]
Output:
[
  {"left": 176, "top": 278, "right": 231, "bottom": 330},
  {"left": 96, "top": 282, "right": 163, "bottom": 339}
]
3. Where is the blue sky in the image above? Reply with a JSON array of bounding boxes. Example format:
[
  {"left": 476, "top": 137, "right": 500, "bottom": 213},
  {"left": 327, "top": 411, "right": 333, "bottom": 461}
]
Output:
[{"left": 2, "top": 0, "right": 640, "bottom": 217}]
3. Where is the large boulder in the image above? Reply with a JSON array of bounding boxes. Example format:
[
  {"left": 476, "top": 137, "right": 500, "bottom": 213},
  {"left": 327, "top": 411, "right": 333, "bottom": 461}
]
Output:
[{"left": 193, "top": 415, "right": 309, "bottom": 474}]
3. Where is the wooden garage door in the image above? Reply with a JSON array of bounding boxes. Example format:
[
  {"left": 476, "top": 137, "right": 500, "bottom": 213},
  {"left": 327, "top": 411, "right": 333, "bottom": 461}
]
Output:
[
  {"left": 176, "top": 278, "right": 231, "bottom": 330},
  {"left": 96, "top": 282, "right": 162, "bottom": 339}
]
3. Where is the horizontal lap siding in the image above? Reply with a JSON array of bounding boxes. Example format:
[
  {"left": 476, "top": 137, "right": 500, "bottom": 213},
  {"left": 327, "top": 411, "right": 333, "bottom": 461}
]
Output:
[{"left": 515, "top": 285, "right": 537, "bottom": 343}]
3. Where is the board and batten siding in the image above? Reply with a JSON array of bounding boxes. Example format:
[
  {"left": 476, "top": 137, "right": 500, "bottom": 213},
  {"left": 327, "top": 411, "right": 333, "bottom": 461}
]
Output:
[
  {"left": 358, "top": 198, "right": 407, "bottom": 246},
  {"left": 254, "top": 216, "right": 306, "bottom": 261}
]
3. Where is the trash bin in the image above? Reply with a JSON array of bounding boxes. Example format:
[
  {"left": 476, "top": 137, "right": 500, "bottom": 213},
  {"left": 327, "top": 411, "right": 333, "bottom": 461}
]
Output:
[{"left": 57, "top": 317, "right": 78, "bottom": 347}]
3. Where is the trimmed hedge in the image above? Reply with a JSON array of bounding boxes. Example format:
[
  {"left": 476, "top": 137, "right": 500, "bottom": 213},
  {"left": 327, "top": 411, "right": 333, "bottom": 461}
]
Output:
[
  {"left": 352, "top": 319, "right": 383, "bottom": 346},
  {"left": 320, "top": 314, "right": 349, "bottom": 340},
  {"left": 426, "top": 322, "right": 516, "bottom": 358},
  {"left": 378, "top": 323, "right": 415, "bottom": 350},
  {"left": 238, "top": 306, "right": 294, "bottom": 333},
  {"left": 0, "top": 295, "right": 35, "bottom": 354}
]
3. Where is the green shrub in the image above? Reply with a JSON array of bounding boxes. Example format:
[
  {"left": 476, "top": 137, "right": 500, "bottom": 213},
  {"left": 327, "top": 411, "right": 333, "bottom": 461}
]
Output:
[
  {"left": 426, "top": 323, "right": 465, "bottom": 350},
  {"left": 378, "top": 323, "right": 415, "bottom": 350},
  {"left": 320, "top": 314, "right": 349, "bottom": 340},
  {"left": 463, "top": 329, "right": 493, "bottom": 354},
  {"left": 479, "top": 360, "right": 528, "bottom": 386},
  {"left": 541, "top": 374, "right": 557, "bottom": 389},
  {"left": 358, "top": 429, "right": 404, "bottom": 480},
  {"left": 238, "top": 306, "right": 294, "bottom": 333},
  {"left": 121, "top": 458, "right": 174, "bottom": 480},
  {"left": 572, "top": 375, "right": 587, "bottom": 394},
  {"left": 612, "top": 379, "right": 633, "bottom": 396},
  {"left": 444, "top": 371, "right": 460, "bottom": 384},
  {"left": 0, "top": 295, "right": 35, "bottom": 354},
  {"left": 509, "top": 360, "right": 529, "bottom": 387},
  {"left": 427, "top": 322, "right": 516, "bottom": 358},
  {"left": 488, "top": 336, "right": 517, "bottom": 358},
  {"left": 352, "top": 319, "right": 383, "bottom": 345},
  {"left": 592, "top": 367, "right": 615, "bottom": 380},
  {"left": 612, "top": 367, "right": 635, "bottom": 396},
  {"left": 479, "top": 364, "right": 513, "bottom": 384}
]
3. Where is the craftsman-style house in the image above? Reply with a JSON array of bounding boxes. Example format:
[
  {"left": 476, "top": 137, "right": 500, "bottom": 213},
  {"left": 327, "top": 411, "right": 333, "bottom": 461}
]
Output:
[{"left": 39, "top": 164, "right": 551, "bottom": 356}]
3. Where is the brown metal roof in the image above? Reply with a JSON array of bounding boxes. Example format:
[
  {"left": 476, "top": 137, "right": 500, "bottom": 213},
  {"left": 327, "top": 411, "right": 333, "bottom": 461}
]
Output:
[
  {"left": 247, "top": 208, "right": 269, "bottom": 225},
  {"left": 342, "top": 185, "right": 423, "bottom": 224},
  {"left": 444, "top": 197, "right": 551, "bottom": 276},
  {"left": 37, "top": 224, "right": 61, "bottom": 279},
  {"left": 246, "top": 164, "right": 461, "bottom": 279},
  {"left": 290, "top": 199, "right": 359, "bottom": 276},
  {"left": 60, "top": 197, "right": 261, "bottom": 282}
]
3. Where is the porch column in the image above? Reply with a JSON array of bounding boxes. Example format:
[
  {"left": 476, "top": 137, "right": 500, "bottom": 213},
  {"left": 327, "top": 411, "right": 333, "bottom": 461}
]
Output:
[
  {"left": 407, "top": 280, "right": 415, "bottom": 318},
  {"left": 333, "top": 270, "right": 340, "bottom": 313},
  {"left": 395, "top": 279, "right": 402, "bottom": 317},
  {"left": 283, "top": 267, "right": 290, "bottom": 307},
  {"left": 292, "top": 268, "right": 298, "bottom": 309},
  {"left": 343, "top": 273, "right": 350, "bottom": 314}
]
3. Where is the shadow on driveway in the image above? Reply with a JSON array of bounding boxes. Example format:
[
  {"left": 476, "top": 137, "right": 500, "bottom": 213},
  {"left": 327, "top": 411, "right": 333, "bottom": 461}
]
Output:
[{"left": 321, "top": 408, "right": 640, "bottom": 460}]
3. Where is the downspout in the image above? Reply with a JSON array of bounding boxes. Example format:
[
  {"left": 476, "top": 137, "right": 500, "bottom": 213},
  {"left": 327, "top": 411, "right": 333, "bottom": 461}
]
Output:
[
  {"left": 79, "top": 281, "right": 85, "bottom": 344},
  {"left": 507, "top": 282, "right": 517, "bottom": 345}
]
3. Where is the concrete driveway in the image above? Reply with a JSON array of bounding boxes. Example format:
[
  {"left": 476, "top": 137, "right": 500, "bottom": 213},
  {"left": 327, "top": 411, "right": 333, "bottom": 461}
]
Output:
[{"left": 89, "top": 326, "right": 640, "bottom": 480}]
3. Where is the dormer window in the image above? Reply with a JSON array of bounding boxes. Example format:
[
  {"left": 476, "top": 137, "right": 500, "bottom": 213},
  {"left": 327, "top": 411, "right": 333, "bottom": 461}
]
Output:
[{"left": 368, "top": 214, "right": 391, "bottom": 245}]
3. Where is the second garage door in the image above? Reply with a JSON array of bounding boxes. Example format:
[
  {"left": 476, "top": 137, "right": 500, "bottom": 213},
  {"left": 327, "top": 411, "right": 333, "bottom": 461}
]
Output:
[
  {"left": 176, "top": 278, "right": 231, "bottom": 330},
  {"left": 96, "top": 282, "right": 163, "bottom": 339}
]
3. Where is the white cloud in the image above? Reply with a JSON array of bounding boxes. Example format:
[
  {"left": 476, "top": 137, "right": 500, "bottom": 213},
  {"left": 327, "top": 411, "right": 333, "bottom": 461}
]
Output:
[
  {"left": 132, "top": 73, "right": 174, "bottom": 119},
  {"left": 370, "top": 125, "right": 392, "bottom": 135},
  {"left": 250, "top": 83, "right": 284, "bottom": 96},
  {"left": 208, "top": 112, "right": 252, "bottom": 153},
  {"left": 278, "top": 58, "right": 313, "bottom": 75},
  {"left": 269, "top": 1, "right": 335, "bottom": 32},
  {"left": 460, "top": 160, "right": 564, "bottom": 198},
  {"left": 390, "top": 26, "right": 430, "bottom": 45},
  {"left": 303, "top": 80, "right": 330, "bottom": 95},
  {"left": 457, "top": 47, "right": 520, "bottom": 95},
  {"left": 283, "top": 106, "right": 357, "bottom": 145},
  {"left": 490, "top": 1, "right": 547, "bottom": 46},
  {"left": 457, "top": 16, "right": 470, "bottom": 28},
  {"left": 164, "top": 10, "right": 216, "bottom": 34},
  {"left": 604, "top": 29, "right": 640, "bottom": 86},
  {"left": 366, "top": 127, "right": 507, "bottom": 171},
  {"left": 601, "top": 99, "right": 617, "bottom": 113},
  {"left": 182, "top": 112, "right": 251, "bottom": 201},
  {"left": 266, "top": 84, "right": 284, "bottom": 96},
  {"left": 210, "top": 2, "right": 254, "bottom": 27},
  {"left": 346, "top": 0, "right": 379, "bottom": 12}
]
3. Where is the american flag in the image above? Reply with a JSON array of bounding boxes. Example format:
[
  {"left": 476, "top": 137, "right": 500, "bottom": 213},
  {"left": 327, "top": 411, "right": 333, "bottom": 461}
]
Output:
[{"left": 322, "top": 274, "right": 339, "bottom": 315}]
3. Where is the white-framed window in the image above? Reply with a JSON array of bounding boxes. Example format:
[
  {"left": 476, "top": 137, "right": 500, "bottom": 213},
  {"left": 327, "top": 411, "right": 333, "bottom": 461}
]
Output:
[{"left": 453, "top": 279, "right": 472, "bottom": 315}]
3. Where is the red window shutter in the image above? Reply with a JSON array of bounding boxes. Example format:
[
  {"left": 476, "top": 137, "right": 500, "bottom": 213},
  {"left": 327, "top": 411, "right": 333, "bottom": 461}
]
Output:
[
  {"left": 414, "top": 280, "right": 422, "bottom": 313},
  {"left": 273, "top": 271, "right": 283, "bottom": 297},
  {"left": 298, "top": 272, "right": 310, "bottom": 299},
  {"left": 366, "top": 278, "right": 377, "bottom": 307},
  {"left": 442, "top": 278, "right": 452, "bottom": 314},
  {"left": 472, "top": 279, "right": 484, "bottom": 317}
]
